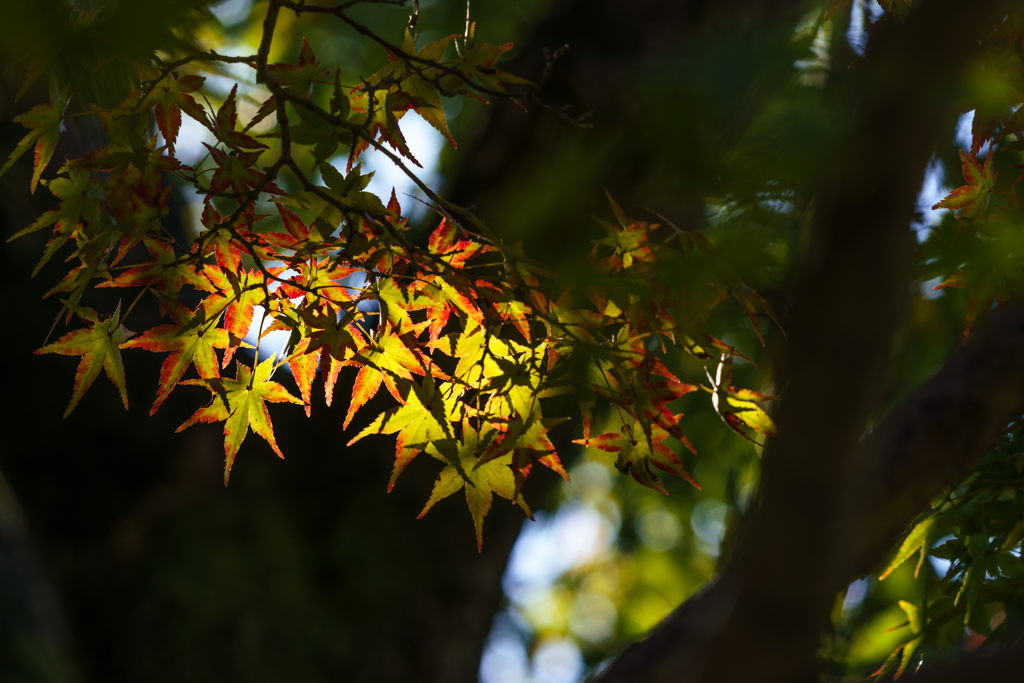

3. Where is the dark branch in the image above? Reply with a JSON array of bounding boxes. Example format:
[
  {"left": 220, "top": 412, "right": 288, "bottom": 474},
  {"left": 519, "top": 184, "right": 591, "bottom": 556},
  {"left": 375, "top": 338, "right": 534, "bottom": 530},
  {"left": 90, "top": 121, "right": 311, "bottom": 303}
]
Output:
[{"left": 851, "top": 302, "right": 1024, "bottom": 575}]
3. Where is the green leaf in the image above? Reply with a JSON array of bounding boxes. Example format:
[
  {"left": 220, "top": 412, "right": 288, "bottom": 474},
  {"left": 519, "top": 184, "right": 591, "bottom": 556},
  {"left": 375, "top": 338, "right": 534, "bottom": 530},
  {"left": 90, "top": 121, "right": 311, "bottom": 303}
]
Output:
[
  {"left": 121, "top": 304, "right": 232, "bottom": 415},
  {"left": 705, "top": 356, "right": 776, "bottom": 443},
  {"left": 418, "top": 422, "right": 530, "bottom": 550},
  {"left": 8, "top": 170, "right": 103, "bottom": 276},
  {"left": 896, "top": 635, "right": 923, "bottom": 679},
  {"left": 342, "top": 324, "right": 440, "bottom": 430},
  {"left": 348, "top": 375, "right": 453, "bottom": 491},
  {"left": 898, "top": 600, "right": 923, "bottom": 635},
  {"left": 879, "top": 517, "right": 935, "bottom": 580},
  {"left": 176, "top": 358, "right": 303, "bottom": 483},
  {"left": 35, "top": 302, "right": 135, "bottom": 417},
  {"left": 1002, "top": 519, "right": 1024, "bottom": 550},
  {"left": 872, "top": 643, "right": 905, "bottom": 679},
  {"left": 954, "top": 534, "right": 990, "bottom": 625},
  {"left": 0, "top": 86, "right": 68, "bottom": 193}
]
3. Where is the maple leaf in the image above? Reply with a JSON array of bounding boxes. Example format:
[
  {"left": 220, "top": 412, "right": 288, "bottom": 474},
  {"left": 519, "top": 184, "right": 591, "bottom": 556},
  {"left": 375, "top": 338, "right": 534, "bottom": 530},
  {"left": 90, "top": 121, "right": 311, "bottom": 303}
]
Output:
[
  {"left": 437, "top": 323, "right": 550, "bottom": 421},
  {"left": 35, "top": 303, "right": 135, "bottom": 418},
  {"left": 203, "top": 266, "right": 269, "bottom": 344},
  {"left": 427, "top": 218, "right": 491, "bottom": 268},
  {"left": 933, "top": 259, "right": 1021, "bottom": 339},
  {"left": 142, "top": 70, "right": 209, "bottom": 154},
  {"left": 970, "top": 104, "right": 1003, "bottom": 157},
  {"left": 449, "top": 33, "right": 531, "bottom": 103},
  {"left": 176, "top": 358, "right": 303, "bottom": 484},
  {"left": 287, "top": 101, "right": 353, "bottom": 173},
  {"left": 479, "top": 414, "right": 569, "bottom": 496},
  {"left": 463, "top": 36, "right": 516, "bottom": 70},
  {"left": 63, "top": 85, "right": 183, "bottom": 177},
  {"left": 376, "top": 277, "right": 447, "bottom": 336},
  {"left": 404, "top": 73, "right": 457, "bottom": 149},
  {"left": 574, "top": 421, "right": 699, "bottom": 494},
  {"left": 418, "top": 422, "right": 530, "bottom": 551},
  {"left": 278, "top": 258, "right": 358, "bottom": 308},
  {"left": 492, "top": 296, "right": 533, "bottom": 343},
  {"left": 676, "top": 332, "right": 752, "bottom": 364},
  {"left": 6, "top": 170, "right": 103, "bottom": 276},
  {"left": 423, "top": 274, "right": 485, "bottom": 325},
  {"left": 248, "top": 38, "right": 327, "bottom": 133},
  {"left": 513, "top": 418, "right": 569, "bottom": 478},
  {"left": 344, "top": 324, "right": 441, "bottom": 430},
  {"left": 595, "top": 192, "right": 655, "bottom": 270},
  {"left": 0, "top": 87, "right": 67, "bottom": 193},
  {"left": 296, "top": 307, "right": 367, "bottom": 406},
  {"left": 540, "top": 296, "right": 604, "bottom": 346},
  {"left": 727, "top": 278, "right": 779, "bottom": 346},
  {"left": 348, "top": 376, "right": 454, "bottom": 491},
  {"left": 483, "top": 347, "right": 551, "bottom": 420},
  {"left": 264, "top": 305, "right": 342, "bottom": 417},
  {"left": 212, "top": 84, "right": 268, "bottom": 152},
  {"left": 446, "top": 323, "right": 516, "bottom": 386},
  {"left": 263, "top": 205, "right": 315, "bottom": 251},
  {"left": 101, "top": 166, "right": 174, "bottom": 266},
  {"left": 705, "top": 356, "right": 777, "bottom": 444},
  {"left": 196, "top": 202, "right": 270, "bottom": 271},
  {"left": 288, "top": 345, "right": 320, "bottom": 417},
  {"left": 120, "top": 303, "right": 233, "bottom": 415},
  {"left": 878, "top": 517, "right": 935, "bottom": 581},
  {"left": 96, "top": 239, "right": 208, "bottom": 303},
  {"left": 387, "top": 30, "right": 460, "bottom": 149},
  {"left": 203, "top": 143, "right": 281, "bottom": 198},
  {"left": 280, "top": 164, "right": 388, "bottom": 236},
  {"left": 347, "top": 66, "right": 419, "bottom": 166},
  {"left": 607, "top": 353, "right": 699, "bottom": 445},
  {"left": 322, "top": 162, "right": 390, "bottom": 215},
  {"left": 932, "top": 149, "right": 996, "bottom": 220}
]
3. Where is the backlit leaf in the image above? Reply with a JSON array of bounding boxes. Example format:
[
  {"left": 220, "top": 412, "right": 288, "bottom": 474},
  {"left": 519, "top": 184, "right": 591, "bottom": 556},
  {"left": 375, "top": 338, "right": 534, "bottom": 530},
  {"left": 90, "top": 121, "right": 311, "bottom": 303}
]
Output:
[
  {"left": 35, "top": 303, "right": 134, "bottom": 417},
  {"left": 176, "top": 357, "right": 303, "bottom": 484}
]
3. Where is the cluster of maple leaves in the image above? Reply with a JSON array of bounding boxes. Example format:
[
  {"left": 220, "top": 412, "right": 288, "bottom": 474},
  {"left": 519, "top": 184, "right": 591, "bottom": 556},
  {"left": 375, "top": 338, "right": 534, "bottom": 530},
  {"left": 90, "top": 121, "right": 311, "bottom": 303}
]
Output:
[{"left": 2, "top": 1, "right": 782, "bottom": 549}]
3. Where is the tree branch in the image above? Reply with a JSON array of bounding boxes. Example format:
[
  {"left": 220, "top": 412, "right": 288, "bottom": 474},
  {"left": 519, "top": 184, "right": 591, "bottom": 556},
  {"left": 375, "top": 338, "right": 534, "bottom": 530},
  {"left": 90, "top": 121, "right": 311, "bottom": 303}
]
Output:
[{"left": 851, "top": 301, "right": 1024, "bottom": 575}]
